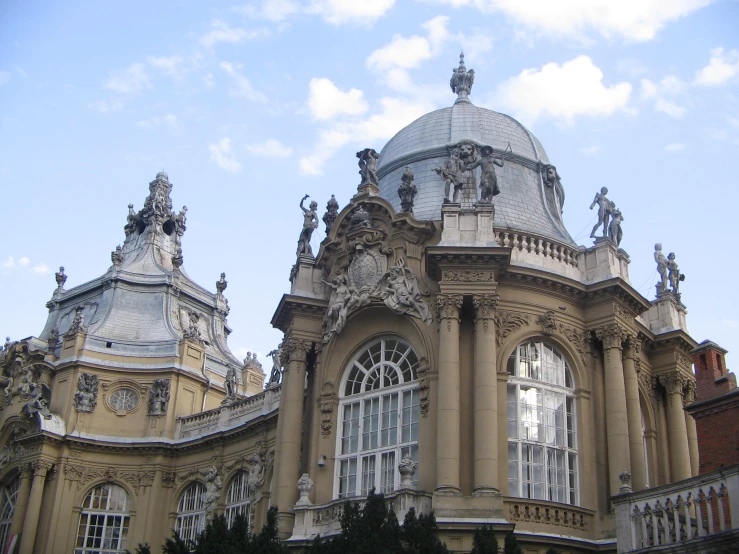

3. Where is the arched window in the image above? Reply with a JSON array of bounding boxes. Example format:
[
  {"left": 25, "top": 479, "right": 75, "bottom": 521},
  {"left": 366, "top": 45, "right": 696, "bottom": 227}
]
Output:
[
  {"left": 335, "top": 337, "right": 420, "bottom": 499},
  {"left": 175, "top": 482, "right": 206, "bottom": 543},
  {"left": 225, "top": 471, "right": 250, "bottom": 529},
  {"left": 507, "top": 341, "right": 579, "bottom": 505},
  {"left": 74, "top": 483, "right": 130, "bottom": 554},
  {"left": 0, "top": 477, "right": 19, "bottom": 553}
]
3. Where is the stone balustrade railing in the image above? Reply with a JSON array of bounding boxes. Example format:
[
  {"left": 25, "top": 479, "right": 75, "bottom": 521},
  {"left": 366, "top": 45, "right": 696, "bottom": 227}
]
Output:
[
  {"left": 613, "top": 465, "right": 739, "bottom": 553},
  {"left": 175, "top": 386, "right": 281, "bottom": 440},
  {"left": 504, "top": 497, "right": 593, "bottom": 535},
  {"left": 495, "top": 229, "right": 580, "bottom": 268}
]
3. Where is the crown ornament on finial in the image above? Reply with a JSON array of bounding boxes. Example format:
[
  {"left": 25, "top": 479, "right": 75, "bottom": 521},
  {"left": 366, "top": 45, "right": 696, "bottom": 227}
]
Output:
[{"left": 450, "top": 51, "right": 475, "bottom": 103}]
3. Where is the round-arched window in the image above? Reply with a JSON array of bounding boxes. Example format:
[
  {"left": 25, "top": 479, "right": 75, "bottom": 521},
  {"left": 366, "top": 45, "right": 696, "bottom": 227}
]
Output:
[
  {"left": 225, "top": 471, "right": 250, "bottom": 529},
  {"left": 0, "top": 477, "right": 19, "bottom": 552},
  {"left": 175, "top": 482, "right": 206, "bottom": 543},
  {"left": 506, "top": 341, "right": 579, "bottom": 505},
  {"left": 335, "top": 337, "right": 420, "bottom": 499},
  {"left": 74, "top": 483, "right": 130, "bottom": 554}
]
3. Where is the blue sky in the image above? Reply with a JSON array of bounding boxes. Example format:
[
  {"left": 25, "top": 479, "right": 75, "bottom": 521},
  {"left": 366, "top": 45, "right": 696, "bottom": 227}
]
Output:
[{"left": 1, "top": 0, "right": 738, "bottom": 369}]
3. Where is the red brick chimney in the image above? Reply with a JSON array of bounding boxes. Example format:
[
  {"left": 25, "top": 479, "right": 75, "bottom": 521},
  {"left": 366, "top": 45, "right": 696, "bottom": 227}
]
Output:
[{"left": 692, "top": 340, "right": 736, "bottom": 400}]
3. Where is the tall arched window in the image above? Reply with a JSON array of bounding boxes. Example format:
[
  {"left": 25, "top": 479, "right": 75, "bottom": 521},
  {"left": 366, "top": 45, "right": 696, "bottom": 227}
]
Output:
[
  {"left": 335, "top": 337, "right": 420, "bottom": 499},
  {"left": 0, "top": 477, "right": 19, "bottom": 553},
  {"left": 507, "top": 341, "right": 579, "bottom": 505},
  {"left": 74, "top": 483, "right": 130, "bottom": 554},
  {"left": 175, "top": 482, "right": 206, "bottom": 543},
  {"left": 225, "top": 471, "right": 250, "bottom": 529}
]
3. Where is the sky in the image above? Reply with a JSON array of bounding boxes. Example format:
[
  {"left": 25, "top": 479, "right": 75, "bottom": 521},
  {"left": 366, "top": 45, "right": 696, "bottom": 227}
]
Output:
[{"left": 1, "top": 0, "right": 738, "bottom": 370}]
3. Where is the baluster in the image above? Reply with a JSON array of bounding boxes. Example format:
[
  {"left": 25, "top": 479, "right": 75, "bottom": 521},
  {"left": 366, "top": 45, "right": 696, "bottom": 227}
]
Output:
[
  {"left": 695, "top": 490, "right": 707, "bottom": 537},
  {"left": 503, "top": 232, "right": 510, "bottom": 247},
  {"left": 631, "top": 505, "right": 641, "bottom": 549},
  {"left": 536, "top": 238, "right": 543, "bottom": 255},
  {"left": 512, "top": 233, "right": 519, "bottom": 249},
  {"left": 706, "top": 488, "right": 716, "bottom": 534},
  {"left": 715, "top": 486, "right": 726, "bottom": 532}
]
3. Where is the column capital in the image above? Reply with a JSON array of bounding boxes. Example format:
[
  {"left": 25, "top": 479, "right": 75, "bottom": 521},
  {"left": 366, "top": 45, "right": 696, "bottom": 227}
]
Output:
[
  {"left": 472, "top": 294, "right": 498, "bottom": 332},
  {"left": 658, "top": 371, "right": 696, "bottom": 406},
  {"left": 436, "top": 294, "right": 463, "bottom": 325},
  {"left": 30, "top": 459, "right": 53, "bottom": 478},
  {"left": 595, "top": 323, "right": 627, "bottom": 350},
  {"left": 284, "top": 338, "right": 313, "bottom": 364}
]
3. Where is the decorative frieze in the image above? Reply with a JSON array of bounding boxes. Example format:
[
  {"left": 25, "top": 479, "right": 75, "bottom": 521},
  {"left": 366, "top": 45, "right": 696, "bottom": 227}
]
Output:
[
  {"left": 441, "top": 269, "right": 495, "bottom": 283},
  {"left": 64, "top": 464, "right": 104, "bottom": 490},
  {"left": 493, "top": 311, "right": 531, "bottom": 346}
]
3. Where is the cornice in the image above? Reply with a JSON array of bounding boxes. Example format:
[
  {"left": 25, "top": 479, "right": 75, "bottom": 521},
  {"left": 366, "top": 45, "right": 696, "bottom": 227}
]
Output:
[
  {"left": 425, "top": 246, "right": 511, "bottom": 281},
  {"left": 270, "top": 294, "right": 328, "bottom": 333}
]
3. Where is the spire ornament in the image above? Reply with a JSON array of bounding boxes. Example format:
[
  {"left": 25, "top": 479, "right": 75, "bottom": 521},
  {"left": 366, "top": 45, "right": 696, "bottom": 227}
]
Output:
[
  {"left": 55, "top": 266, "right": 67, "bottom": 290},
  {"left": 398, "top": 167, "right": 417, "bottom": 213},
  {"left": 450, "top": 52, "right": 475, "bottom": 102}
]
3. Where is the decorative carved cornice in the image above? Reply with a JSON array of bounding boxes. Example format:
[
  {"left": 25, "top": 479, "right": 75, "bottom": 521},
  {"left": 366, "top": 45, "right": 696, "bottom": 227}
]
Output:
[
  {"left": 426, "top": 247, "right": 509, "bottom": 281},
  {"left": 595, "top": 324, "right": 627, "bottom": 350},
  {"left": 271, "top": 295, "right": 328, "bottom": 334},
  {"left": 472, "top": 294, "right": 498, "bottom": 332},
  {"left": 436, "top": 294, "right": 462, "bottom": 331},
  {"left": 494, "top": 311, "right": 531, "bottom": 347}
]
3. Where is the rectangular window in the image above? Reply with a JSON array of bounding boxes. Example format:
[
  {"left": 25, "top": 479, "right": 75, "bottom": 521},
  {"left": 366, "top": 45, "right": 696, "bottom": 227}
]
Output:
[
  {"left": 380, "top": 394, "right": 398, "bottom": 447},
  {"left": 339, "top": 458, "right": 357, "bottom": 498},
  {"left": 543, "top": 391, "right": 566, "bottom": 447},
  {"left": 380, "top": 451, "right": 396, "bottom": 494},
  {"left": 568, "top": 452, "right": 579, "bottom": 505},
  {"left": 521, "top": 444, "right": 544, "bottom": 499},
  {"left": 547, "top": 448, "right": 567, "bottom": 503},
  {"left": 519, "top": 386, "right": 542, "bottom": 442},
  {"left": 401, "top": 389, "right": 419, "bottom": 443},
  {"left": 507, "top": 384, "right": 518, "bottom": 439},
  {"left": 341, "top": 402, "right": 360, "bottom": 454},
  {"left": 508, "top": 442, "right": 519, "bottom": 497},
  {"left": 566, "top": 397, "right": 576, "bottom": 449},
  {"left": 361, "top": 455, "right": 376, "bottom": 496},
  {"left": 362, "top": 398, "right": 379, "bottom": 451}
]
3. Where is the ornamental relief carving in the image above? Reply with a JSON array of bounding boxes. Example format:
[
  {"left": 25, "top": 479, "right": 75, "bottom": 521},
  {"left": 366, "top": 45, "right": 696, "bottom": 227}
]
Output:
[
  {"left": 416, "top": 357, "right": 431, "bottom": 418},
  {"left": 493, "top": 311, "right": 531, "bottom": 347},
  {"left": 318, "top": 381, "right": 337, "bottom": 438},
  {"left": 595, "top": 324, "right": 627, "bottom": 350},
  {"left": 441, "top": 269, "right": 495, "bottom": 283},
  {"left": 557, "top": 324, "right": 588, "bottom": 362},
  {"left": 536, "top": 310, "right": 556, "bottom": 336}
]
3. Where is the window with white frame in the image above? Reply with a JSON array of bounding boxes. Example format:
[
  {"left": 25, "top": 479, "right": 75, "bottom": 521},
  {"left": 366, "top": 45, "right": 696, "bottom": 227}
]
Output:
[
  {"left": 74, "top": 483, "right": 130, "bottom": 554},
  {"left": 506, "top": 341, "right": 579, "bottom": 505},
  {"left": 175, "top": 482, "right": 206, "bottom": 544},
  {"left": 225, "top": 471, "right": 250, "bottom": 529},
  {"left": 335, "top": 337, "right": 420, "bottom": 499},
  {"left": 0, "top": 477, "right": 19, "bottom": 553}
]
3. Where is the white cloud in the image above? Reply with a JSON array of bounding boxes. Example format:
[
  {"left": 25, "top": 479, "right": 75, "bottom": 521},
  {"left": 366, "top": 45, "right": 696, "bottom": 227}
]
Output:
[
  {"left": 209, "top": 138, "right": 242, "bottom": 172},
  {"left": 366, "top": 16, "right": 450, "bottom": 72},
  {"left": 88, "top": 100, "right": 124, "bottom": 113},
  {"left": 220, "top": 62, "right": 268, "bottom": 102},
  {"left": 136, "top": 114, "right": 179, "bottom": 130},
  {"left": 664, "top": 143, "right": 686, "bottom": 152},
  {"left": 426, "top": 0, "right": 711, "bottom": 42},
  {"left": 104, "top": 63, "right": 152, "bottom": 94},
  {"left": 146, "top": 55, "right": 184, "bottom": 78},
  {"left": 0, "top": 71, "right": 9, "bottom": 86},
  {"left": 640, "top": 77, "right": 686, "bottom": 118},
  {"left": 654, "top": 98, "right": 685, "bottom": 118},
  {"left": 307, "top": 0, "right": 395, "bottom": 25},
  {"left": 581, "top": 145, "right": 600, "bottom": 155},
  {"left": 236, "top": 0, "right": 299, "bottom": 22},
  {"left": 33, "top": 263, "right": 49, "bottom": 274},
  {"left": 203, "top": 73, "right": 214, "bottom": 89},
  {"left": 1, "top": 256, "right": 48, "bottom": 274},
  {"left": 18, "top": 257, "right": 30, "bottom": 267},
  {"left": 307, "top": 78, "right": 369, "bottom": 121},
  {"left": 2, "top": 257, "right": 14, "bottom": 268},
  {"left": 495, "top": 55, "right": 632, "bottom": 126},
  {"left": 245, "top": 139, "right": 293, "bottom": 158},
  {"left": 694, "top": 47, "right": 739, "bottom": 86},
  {"left": 199, "top": 19, "right": 270, "bottom": 48},
  {"left": 300, "top": 96, "right": 432, "bottom": 175}
]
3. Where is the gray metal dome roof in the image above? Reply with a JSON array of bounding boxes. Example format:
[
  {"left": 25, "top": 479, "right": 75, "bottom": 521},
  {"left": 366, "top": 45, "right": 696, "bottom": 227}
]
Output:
[{"left": 377, "top": 95, "right": 574, "bottom": 245}]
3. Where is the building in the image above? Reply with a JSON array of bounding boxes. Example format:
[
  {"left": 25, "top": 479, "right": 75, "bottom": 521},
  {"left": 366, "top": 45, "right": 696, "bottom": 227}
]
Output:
[{"left": 0, "top": 55, "right": 725, "bottom": 554}]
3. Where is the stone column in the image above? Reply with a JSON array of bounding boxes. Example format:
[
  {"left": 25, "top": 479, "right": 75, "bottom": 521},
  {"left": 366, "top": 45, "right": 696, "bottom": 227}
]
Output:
[
  {"left": 8, "top": 463, "right": 32, "bottom": 537},
  {"left": 596, "top": 324, "right": 631, "bottom": 497},
  {"left": 623, "top": 338, "right": 647, "bottom": 491},
  {"left": 19, "top": 460, "right": 53, "bottom": 554},
  {"left": 435, "top": 294, "right": 463, "bottom": 495},
  {"left": 661, "top": 372, "right": 692, "bottom": 481},
  {"left": 684, "top": 382, "right": 699, "bottom": 476},
  {"left": 275, "top": 338, "right": 312, "bottom": 535},
  {"left": 472, "top": 294, "right": 499, "bottom": 496}
]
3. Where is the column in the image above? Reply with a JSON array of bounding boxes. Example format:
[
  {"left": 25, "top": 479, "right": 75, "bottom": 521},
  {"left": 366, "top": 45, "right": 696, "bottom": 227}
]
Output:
[
  {"left": 623, "top": 339, "right": 647, "bottom": 491},
  {"left": 596, "top": 324, "right": 631, "bottom": 498},
  {"left": 275, "top": 338, "right": 312, "bottom": 535},
  {"left": 435, "top": 294, "right": 463, "bottom": 495},
  {"left": 661, "top": 372, "right": 692, "bottom": 481},
  {"left": 8, "top": 464, "right": 32, "bottom": 537},
  {"left": 472, "top": 294, "right": 499, "bottom": 496},
  {"left": 684, "top": 383, "right": 699, "bottom": 476},
  {"left": 19, "top": 460, "right": 53, "bottom": 554}
]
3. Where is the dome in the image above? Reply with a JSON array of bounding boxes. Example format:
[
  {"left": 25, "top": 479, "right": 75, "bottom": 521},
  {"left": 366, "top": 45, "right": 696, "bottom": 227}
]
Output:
[{"left": 377, "top": 57, "right": 574, "bottom": 245}]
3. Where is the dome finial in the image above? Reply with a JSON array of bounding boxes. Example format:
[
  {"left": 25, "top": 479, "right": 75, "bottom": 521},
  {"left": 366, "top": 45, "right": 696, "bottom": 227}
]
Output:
[{"left": 450, "top": 52, "right": 475, "bottom": 103}]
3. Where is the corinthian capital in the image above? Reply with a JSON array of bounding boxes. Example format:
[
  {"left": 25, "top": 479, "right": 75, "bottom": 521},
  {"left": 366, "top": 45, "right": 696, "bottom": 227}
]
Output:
[
  {"left": 595, "top": 323, "right": 626, "bottom": 350},
  {"left": 436, "top": 294, "right": 463, "bottom": 321},
  {"left": 284, "top": 338, "right": 313, "bottom": 363},
  {"left": 473, "top": 294, "right": 498, "bottom": 325},
  {"left": 31, "top": 459, "right": 54, "bottom": 477},
  {"left": 659, "top": 372, "right": 688, "bottom": 396}
]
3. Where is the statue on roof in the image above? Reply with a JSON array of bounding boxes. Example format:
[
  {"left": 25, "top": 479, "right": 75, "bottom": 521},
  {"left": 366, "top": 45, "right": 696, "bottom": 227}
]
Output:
[
  {"left": 465, "top": 144, "right": 510, "bottom": 203},
  {"left": 297, "top": 194, "right": 319, "bottom": 257},
  {"left": 450, "top": 52, "right": 475, "bottom": 101},
  {"left": 435, "top": 150, "right": 464, "bottom": 203},
  {"left": 608, "top": 207, "right": 624, "bottom": 247},
  {"left": 323, "top": 195, "right": 340, "bottom": 234},
  {"left": 654, "top": 243, "right": 669, "bottom": 294},
  {"left": 357, "top": 148, "right": 379, "bottom": 188},
  {"left": 55, "top": 266, "right": 67, "bottom": 290},
  {"left": 589, "top": 187, "right": 611, "bottom": 239},
  {"left": 541, "top": 164, "right": 565, "bottom": 216},
  {"left": 667, "top": 252, "right": 685, "bottom": 296}
]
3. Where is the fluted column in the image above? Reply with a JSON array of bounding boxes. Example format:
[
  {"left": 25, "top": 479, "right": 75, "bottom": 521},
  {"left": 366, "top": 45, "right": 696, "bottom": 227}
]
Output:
[
  {"left": 684, "top": 382, "right": 699, "bottom": 476},
  {"left": 623, "top": 338, "right": 647, "bottom": 491},
  {"left": 8, "top": 463, "right": 32, "bottom": 537},
  {"left": 596, "top": 324, "right": 631, "bottom": 497},
  {"left": 661, "top": 372, "right": 692, "bottom": 481},
  {"left": 435, "top": 294, "right": 463, "bottom": 495},
  {"left": 19, "top": 460, "right": 52, "bottom": 554},
  {"left": 472, "top": 294, "right": 499, "bottom": 496},
  {"left": 275, "top": 338, "right": 312, "bottom": 534}
]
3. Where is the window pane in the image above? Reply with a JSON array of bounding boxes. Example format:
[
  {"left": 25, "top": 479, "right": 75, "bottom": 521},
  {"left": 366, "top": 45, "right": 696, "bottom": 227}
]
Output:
[
  {"left": 401, "top": 389, "right": 419, "bottom": 443},
  {"left": 380, "top": 451, "right": 395, "bottom": 494},
  {"left": 342, "top": 402, "right": 360, "bottom": 454},
  {"left": 380, "top": 394, "right": 398, "bottom": 447},
  {"left": 339, "top": 458, "right": 357, "bottom": 498},
  {"left": 362, "top": 398, "right": 379, "bottom": 451},
  {"left": 361, "top": 455, "right": 376, "bottom": 496},
  {"left": 508, "top": 442, "right": 519, "bottom": 497},
  {"left": 507, "top": 384, "right": 518, "bottom": 439}
]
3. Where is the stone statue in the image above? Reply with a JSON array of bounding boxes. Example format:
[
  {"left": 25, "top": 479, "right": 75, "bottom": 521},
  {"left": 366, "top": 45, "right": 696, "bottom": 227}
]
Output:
[
  {"left": 378, "top": 258, "right": 432, "bottom": 325},
  {"left": 322, "top": 272, "right": 356, "bottom": 342},
  {"left": 398, "top": 167, "right": 417, "bottom": 213},
  {"left": 435, "top": 151, "right": 463, "bottom": 203},
  {"left": 111, "top": 245, "right": 123, "bottom": 266},
  {"left": 172, "top": 247, "right": 183, "bottom": 269},
  {"left": 23, "top": 382, "right": 52, "bottom": 419},
  {"left": 183, "top": 309, "right": 202, "bottom": 341},
  {"left": 323, "top": 195, "right": 340, "bottom": 234},
  {"left": 55, "top": 266, "right": 67, "bottom": 289},
  {"left": 148, "top": 379, "right": 170, "bottom": 416},
  {"left": 608, "top": 207, "right": 624, "bottom": 247},
  {"left": 267, "top": 343, "right": 283, "bottom": 385},
  {"left": 542, "top": 164, "right": 565, "bottom": 216},
  {"left": 350, "top": 204, "right": 373, "bottom": 228},
  {"left": 47, "top": 327, "right": 59, "bottom": 353},
  {"left": 201, "top": 466, "right": 222, "bottom": 517},
  {"left": 68, "top": 306, "right": 87, "bottom": 335},
  {"left": 297, "top": 194, "right": 319, "bottom": 257},
  {"left": 654, "top": 243, "right": 669, "bottom": 294},
  {"left": 356, "top": 148, "right": 379, "bottom": 187},
  {"left": 450, "top": 52, "right": 475, "bottom": 100},
  {"left": 216, "top": 272, "right": 227, "bottom": 296},
  {"left": 589, "top": 187, "right": 611, "bottom": 238},
  {"left": 74, "top": 372, "right": 99, "bottom": 412},
  {"left": 398, "top": 454, "right": 417, "bottom": 488},
  {"left": 667, "top": 252, "right": 684, "bottom": 295},
  {"left": 247, "top": 451, "right": 266, "bottom": 489},
  {"left": 465, "top": 144, "right": 509, "bottom": 203},
  {"left": 223, "top": 366, "right": 240, "bottom": 403}
]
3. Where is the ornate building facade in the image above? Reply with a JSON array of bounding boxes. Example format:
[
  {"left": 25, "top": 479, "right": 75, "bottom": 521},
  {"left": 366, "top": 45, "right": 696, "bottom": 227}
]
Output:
[{"left": 0, "top": 56, "right": 713, "bottom": 553}]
